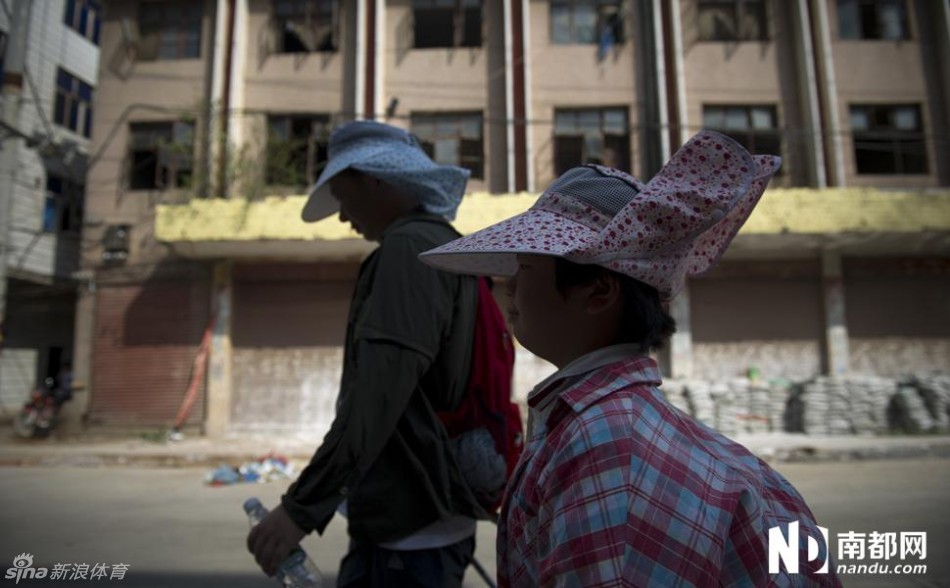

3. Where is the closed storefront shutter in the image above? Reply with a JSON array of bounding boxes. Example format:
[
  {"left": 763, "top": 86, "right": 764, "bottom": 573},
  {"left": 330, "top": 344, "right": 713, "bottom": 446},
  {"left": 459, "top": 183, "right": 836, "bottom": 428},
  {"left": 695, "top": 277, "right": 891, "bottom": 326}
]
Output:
[
  {"left": 230, "top": 262, "right": 355, "bottom": 436},
  {"left": 90, "top": 270, "right": 210, "bottom": 427},
  {"left": 844, "top": 258, "right": 950, "bottom": 376},
  {"left": 690, "top": 260, "right": 824, "bottom": 380}
]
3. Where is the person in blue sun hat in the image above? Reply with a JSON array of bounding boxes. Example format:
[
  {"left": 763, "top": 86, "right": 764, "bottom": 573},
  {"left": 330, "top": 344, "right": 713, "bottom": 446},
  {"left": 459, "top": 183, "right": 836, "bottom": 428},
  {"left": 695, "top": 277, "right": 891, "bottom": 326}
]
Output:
[
  {"left": 248, "top": 120, "right": 487, "bottom": 587},
  {"left": 301, "top": 119, "right": 469, "bottom": 225}
]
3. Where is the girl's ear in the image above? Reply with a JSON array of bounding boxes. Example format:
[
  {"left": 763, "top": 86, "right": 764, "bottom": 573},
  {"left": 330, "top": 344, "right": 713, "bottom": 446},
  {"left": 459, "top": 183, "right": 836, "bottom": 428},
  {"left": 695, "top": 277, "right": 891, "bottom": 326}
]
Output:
[{"left": 583, "top": 271, "right": 622, "bottom": 316}]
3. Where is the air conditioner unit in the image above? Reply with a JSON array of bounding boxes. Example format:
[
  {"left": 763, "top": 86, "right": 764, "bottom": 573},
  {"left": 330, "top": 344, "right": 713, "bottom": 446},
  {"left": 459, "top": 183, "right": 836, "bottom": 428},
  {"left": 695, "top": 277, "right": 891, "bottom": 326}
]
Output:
[{"left": 102, "top": 224, "right": 131, "bottom": 263}]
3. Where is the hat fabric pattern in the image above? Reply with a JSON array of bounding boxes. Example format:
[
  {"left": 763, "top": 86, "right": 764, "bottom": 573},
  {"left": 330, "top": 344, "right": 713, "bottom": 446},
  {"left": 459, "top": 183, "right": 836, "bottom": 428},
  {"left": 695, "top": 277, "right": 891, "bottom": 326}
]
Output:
[
  {"left": 420, "top": 130, "right": 781, "bottom": 300},
  {"left": 301, "top": 120, "right": 470, "bottom": 223}
]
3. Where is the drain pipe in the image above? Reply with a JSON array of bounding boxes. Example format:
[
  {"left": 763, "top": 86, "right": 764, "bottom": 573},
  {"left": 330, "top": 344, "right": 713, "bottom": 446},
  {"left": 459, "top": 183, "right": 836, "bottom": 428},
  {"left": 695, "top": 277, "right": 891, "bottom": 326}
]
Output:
[
  {"left": 795, "top": 0, "right": 828, "bottom": 188},
  {"left": 667, "top": 0, "right": 689, "bottom": 146},
  {"left": 355, "top": 0, "right": 366, "bottom": 119},
  {"left": 503, "top": 0, "right": 515, "bottom": 193},
  {"left": 652, "top": 0, "right": 670, "bottom": 163},
  {"left": 811, "top": 0, "right": 845, "bottom": 186},
  {"left": 216, "top": 0, "right": 236, "bottom": 198}
]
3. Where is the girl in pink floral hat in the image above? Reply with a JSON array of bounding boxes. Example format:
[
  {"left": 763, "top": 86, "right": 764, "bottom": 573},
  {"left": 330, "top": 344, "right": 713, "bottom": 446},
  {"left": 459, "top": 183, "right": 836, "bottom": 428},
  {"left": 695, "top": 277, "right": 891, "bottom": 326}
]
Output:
[{"left": 421, "top": 131, "right": 842, "bottom": 587}]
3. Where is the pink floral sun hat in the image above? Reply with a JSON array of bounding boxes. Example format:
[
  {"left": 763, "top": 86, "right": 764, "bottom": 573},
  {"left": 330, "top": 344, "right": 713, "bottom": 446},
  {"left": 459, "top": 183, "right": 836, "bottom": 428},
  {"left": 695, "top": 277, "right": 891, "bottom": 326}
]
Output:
[{"left": 419, "top": 130, "right": 781, "bottom": 300}]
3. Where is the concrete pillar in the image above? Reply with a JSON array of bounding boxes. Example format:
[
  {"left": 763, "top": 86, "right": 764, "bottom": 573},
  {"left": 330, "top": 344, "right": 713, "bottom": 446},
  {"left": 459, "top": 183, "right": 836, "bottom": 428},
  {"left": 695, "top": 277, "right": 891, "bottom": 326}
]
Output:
[
  {"left": 60, "top": 276, "right": 96, "bottom": 434},
  {"left": 669, "top": 281, "right": 693, "bottom": 379},
  {"left": 930, "top": 0, "right": 950, "bottom": 185},
  {"left": 205, "top": 260, "right": 233, "bottom": 437},
  {"left": 821, "top": 249, "right": 849, "bottom": 376}
]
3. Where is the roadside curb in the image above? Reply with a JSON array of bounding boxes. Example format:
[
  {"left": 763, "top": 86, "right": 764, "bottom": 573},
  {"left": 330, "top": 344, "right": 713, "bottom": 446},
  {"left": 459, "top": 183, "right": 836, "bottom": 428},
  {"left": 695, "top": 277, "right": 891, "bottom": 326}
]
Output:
[
  {"left": 3, "top": 435, "right": 950, "bottom": 469},
  {"left": 759, "top": 442, "right": 950, "bottom": 463}
]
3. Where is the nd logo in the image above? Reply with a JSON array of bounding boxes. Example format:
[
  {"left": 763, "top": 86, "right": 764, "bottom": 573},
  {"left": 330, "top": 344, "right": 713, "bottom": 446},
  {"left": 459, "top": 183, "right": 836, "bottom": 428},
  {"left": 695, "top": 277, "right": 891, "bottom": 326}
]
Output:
[{"left": 768, "top": 521, "right": 830, "bottom": 574}]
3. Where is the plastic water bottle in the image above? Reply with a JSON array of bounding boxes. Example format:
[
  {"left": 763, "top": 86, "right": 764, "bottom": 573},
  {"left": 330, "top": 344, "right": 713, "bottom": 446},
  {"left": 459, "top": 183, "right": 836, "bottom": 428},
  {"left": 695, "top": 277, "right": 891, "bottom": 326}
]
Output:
[{"left": 243, "top": 497, "right": 323, "bottom": 587}]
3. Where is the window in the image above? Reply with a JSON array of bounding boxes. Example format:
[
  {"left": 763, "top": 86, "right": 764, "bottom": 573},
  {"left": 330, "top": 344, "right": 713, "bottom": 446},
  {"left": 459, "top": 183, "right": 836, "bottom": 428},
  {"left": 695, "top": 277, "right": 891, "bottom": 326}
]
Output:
[
  {"left": 411, "top": 113, "right": 484, "bottom": 179},
  {"left": 697, "top": 0, "right": 768, "bottom": 42},
  {"left": 273, "top": 0, "right": 337, "bottom": 53},
  {"left": 850, "top": 104, "right": 927, "bottom": 174},
  {"left": 128, "top": 121, "right": 195, "bottom": 190},
  {"left": 413, "top": 0, "right": 481, "bottom": 49},
  {"left": 550, "top": 0, "right": 624, "bottom": 45},
  {"left": 553, "top": 107, "right": 630, "bottom": 176},
  {"left": 0, "top": 30, "right": 7, "bottom": 82},
  {"left": 703, "top": 105, "right": 781, "bottom": 157},
  {"left": 43, "top": 175, "right": 84, "bottom": 234},
  {"left": 266, "top": 115, "right": 331, "bottom": 188},
  {"left": 54, "top": 68, "right": 94, "bottom": 138},
  {"left": 837, "top": 0, "right": 909, "bottom": 40},
  {"left": 138, "top": 1, "right": 202, "bottom": 60},
  {"left": 64, "top": 0, "right": 101, "bottom": 45}
]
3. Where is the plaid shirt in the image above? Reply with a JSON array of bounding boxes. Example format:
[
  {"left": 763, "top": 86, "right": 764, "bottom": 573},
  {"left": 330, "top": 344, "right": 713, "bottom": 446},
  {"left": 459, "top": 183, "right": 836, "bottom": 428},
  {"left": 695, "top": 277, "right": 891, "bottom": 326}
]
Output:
[{"left": 497, "top": 350, "right": 842, "bottom": 587}]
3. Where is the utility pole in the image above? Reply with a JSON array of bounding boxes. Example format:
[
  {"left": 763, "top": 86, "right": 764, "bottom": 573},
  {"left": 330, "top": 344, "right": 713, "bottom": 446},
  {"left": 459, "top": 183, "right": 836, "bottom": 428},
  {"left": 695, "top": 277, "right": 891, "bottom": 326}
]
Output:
[{"left": 0, "top": 0, "right": 32, "bottom": 355}]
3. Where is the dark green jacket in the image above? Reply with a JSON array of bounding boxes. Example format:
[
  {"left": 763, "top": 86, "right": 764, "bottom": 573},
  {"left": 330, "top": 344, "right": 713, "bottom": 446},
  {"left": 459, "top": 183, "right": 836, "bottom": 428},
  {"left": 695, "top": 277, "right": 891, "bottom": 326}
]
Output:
[{"left": 282, "top": 213, "right": 486, "bottom": 544}]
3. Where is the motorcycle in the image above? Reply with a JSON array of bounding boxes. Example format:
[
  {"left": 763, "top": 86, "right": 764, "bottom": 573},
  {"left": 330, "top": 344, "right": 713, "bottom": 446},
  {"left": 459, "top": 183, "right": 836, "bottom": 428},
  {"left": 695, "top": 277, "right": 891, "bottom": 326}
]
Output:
[{"left": 14, "top": 377, "right": 71, "bottom": 438}]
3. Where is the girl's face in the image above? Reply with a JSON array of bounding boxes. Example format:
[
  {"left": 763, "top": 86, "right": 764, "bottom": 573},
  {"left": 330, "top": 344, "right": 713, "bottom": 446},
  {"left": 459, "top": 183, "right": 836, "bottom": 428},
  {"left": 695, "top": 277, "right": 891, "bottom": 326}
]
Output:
[{"left": 506, "top": 254, "right": 578, "bottom": 366}]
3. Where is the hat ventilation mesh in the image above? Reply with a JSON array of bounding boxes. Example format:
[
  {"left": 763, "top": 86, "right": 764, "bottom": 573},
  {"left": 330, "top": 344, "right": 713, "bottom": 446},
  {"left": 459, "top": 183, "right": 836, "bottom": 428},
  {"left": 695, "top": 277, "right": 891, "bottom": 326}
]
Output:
[{"left": 546, "top": 167, "right": 639, "bottom": 217}]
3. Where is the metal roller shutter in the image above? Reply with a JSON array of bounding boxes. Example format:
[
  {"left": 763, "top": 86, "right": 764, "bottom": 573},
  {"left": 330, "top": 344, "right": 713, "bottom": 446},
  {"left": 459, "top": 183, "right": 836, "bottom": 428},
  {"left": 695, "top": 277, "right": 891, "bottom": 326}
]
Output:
[
  {"left": 89, "top": 272, "right": 210, "bottom": 427},
  {"left": 230, "top": 262, "right": 354, "bottom": 436}
]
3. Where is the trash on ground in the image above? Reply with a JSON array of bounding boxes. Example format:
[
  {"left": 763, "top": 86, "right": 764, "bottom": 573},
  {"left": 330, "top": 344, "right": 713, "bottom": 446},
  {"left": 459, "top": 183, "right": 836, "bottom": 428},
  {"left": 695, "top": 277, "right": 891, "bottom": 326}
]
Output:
[{"left": 205, "top": 453, "right": 297, "bottom": 486}]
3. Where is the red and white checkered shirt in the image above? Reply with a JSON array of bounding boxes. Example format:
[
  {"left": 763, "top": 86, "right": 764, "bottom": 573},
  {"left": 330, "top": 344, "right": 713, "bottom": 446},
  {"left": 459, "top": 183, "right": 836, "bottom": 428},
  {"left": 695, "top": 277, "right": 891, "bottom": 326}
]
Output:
[{"left": 497, "top": 349, "right": 841, "bottom": 587}]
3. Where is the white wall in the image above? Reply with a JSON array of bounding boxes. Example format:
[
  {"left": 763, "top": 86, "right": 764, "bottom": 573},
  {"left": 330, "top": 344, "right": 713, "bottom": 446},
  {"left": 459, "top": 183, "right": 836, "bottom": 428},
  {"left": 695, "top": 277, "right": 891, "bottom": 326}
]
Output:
[{"left": 5, "top": 0, "right": 99, "bottom": 279}]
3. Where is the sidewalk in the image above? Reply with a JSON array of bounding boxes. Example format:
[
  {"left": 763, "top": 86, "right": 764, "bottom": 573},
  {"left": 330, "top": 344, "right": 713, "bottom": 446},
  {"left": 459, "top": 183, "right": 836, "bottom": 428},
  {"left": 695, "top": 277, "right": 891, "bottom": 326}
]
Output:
[{"left": 2, "top": 429, "right": 950, "bottom": 468}]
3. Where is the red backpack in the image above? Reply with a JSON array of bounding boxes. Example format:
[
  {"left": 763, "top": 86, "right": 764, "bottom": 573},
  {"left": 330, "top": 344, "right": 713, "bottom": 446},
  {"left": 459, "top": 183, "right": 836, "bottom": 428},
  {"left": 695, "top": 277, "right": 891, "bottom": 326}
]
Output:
[{"left": 438, "top": 277, "right": 523, "bottom": 514}]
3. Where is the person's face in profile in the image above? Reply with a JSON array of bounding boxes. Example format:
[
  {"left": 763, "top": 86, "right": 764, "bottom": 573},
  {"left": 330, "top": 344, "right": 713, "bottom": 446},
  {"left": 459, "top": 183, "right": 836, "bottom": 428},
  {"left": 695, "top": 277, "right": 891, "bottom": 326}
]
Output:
[{"left": 329, "top": 171, "right": 389, "bottom": 242}]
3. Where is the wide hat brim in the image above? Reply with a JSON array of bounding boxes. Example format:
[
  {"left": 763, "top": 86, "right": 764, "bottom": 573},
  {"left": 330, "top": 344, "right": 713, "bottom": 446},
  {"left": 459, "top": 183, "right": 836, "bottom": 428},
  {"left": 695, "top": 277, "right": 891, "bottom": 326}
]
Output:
[
  {"left": 420, "top": 206, "right": 603, "bottom": 277},
  {"left": 420, "top": 130, "right": 782, "bottom": 299},
  {"left": 301, "top": 141, "right": 471, "bottom": 223}
]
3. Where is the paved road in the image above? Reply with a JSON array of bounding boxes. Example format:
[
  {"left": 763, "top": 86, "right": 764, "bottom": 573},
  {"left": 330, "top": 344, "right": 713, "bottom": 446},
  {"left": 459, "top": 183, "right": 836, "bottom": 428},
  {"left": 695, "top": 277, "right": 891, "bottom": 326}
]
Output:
[{"left": 0, "top": 459, "right": 948, "bottom": 587}]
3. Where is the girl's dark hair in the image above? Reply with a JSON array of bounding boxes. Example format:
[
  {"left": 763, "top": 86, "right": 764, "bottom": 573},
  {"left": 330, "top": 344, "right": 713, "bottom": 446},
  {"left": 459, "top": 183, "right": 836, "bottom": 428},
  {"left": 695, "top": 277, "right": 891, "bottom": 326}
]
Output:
[{"left": 554, "top": 258, "right": 677, "bottom": 353}]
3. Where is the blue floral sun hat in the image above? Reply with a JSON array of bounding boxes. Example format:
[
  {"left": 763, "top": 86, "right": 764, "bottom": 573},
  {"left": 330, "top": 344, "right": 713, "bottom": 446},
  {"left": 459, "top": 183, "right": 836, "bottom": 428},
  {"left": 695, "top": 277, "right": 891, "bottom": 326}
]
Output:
[{"left": 301, "top": 120, "right": 471, "bottom": 223}]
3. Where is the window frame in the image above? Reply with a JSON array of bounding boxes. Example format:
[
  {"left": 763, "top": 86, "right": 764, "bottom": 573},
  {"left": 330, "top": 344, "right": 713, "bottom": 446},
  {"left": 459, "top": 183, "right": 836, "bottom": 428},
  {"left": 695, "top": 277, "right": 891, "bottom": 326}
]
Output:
[
  {"left": 836, "top": 0, "right": 911, "bottom": 41},
  {"left": 265, "top": 114, "right": 332, "bottom": 189},
  {"left": 411, "top": 112, "right": 485, "bottom": 180},
  {"left": 127, "top": 121, "right": 196, "bottom": 191},
  {"left": 552, "top": 106, "right": 631, "bottom": 176},
  {"left": 53, "top": 68, "right": 95, "bottom": 139},
  {"left": 412, "top": 0, "right": 482, "bottom": 49},
  {"left": 701, "top": 104, "right": 782, "bottom": 160},
  {"left": 550, "top": 0, "right": 625, "bottom": 46},
  {"left": 696, "top": 0, "right": 770, "bottom": 43},
  {"left": 271, "top": 0, "right": 339, "bottom": 54},
  {"left": 64, "top": 0, "right": 102, "bottom": 45},
  {"left": 849, "top": 103, "right": 928, "bottom": 175},
  {"left": 137, "top": 1, "right": 203, "bottom": 61},
  {"left": 0, "top": 30, "right": 8, "bottom": 82},
  {"left": 43, "top": 174, "right": 85, "bottom": 235}
]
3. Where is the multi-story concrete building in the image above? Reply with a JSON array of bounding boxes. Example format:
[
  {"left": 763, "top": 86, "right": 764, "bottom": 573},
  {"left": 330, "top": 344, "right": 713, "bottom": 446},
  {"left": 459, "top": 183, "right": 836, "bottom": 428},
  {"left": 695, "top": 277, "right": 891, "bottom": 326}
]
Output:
[
  {"left": 0, "top": 0, "right": 100, "bottom": 414},
  {"left": 73, "top": 0, "right": 950, "bottom": 436}
]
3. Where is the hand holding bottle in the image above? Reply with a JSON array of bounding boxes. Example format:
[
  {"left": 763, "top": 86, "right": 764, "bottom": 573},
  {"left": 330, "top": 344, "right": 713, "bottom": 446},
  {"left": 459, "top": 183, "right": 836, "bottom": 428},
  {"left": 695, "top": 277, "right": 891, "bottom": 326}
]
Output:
[{"left": 244, "top": 497, "right": 323, "bottom": 587}]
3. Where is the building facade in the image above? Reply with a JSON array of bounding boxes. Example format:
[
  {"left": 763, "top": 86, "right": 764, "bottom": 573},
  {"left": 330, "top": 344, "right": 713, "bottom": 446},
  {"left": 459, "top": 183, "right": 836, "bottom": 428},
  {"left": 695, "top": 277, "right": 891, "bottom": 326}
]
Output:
[
  {"left": 0, "top": 0, "right": 100, "bottom": 414},
  {"left": 71, "top": 0, "right": 950, "bottom": 436}
]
